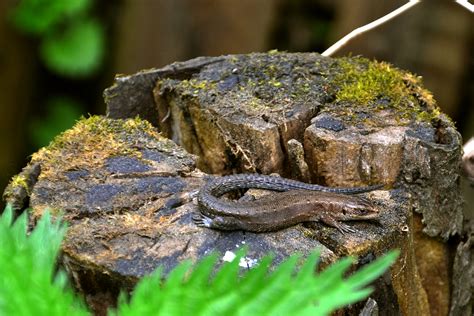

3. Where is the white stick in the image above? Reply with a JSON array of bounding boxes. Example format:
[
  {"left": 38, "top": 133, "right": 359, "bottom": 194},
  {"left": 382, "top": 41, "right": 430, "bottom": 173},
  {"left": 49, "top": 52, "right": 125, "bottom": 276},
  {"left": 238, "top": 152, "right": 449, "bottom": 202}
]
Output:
[
  {"left": 455, "top": 0, "right": 474, "bottom": 12},
  {"left": 322, "top": 0, "right": 421, "bottom": 57}
]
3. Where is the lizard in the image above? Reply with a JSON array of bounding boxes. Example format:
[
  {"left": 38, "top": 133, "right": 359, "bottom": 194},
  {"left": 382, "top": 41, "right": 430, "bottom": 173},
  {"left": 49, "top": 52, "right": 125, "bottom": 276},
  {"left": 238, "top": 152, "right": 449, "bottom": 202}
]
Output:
[{"left": 193, "top": 173, "right": 382, "bottom": 233}]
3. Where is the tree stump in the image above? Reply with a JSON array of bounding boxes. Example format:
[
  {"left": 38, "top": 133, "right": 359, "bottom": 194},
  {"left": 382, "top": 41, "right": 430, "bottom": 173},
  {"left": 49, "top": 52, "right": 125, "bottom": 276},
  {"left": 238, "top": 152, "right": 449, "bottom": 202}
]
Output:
[{"left": 4, "top": 52, "right": 470, "bottom": 315}]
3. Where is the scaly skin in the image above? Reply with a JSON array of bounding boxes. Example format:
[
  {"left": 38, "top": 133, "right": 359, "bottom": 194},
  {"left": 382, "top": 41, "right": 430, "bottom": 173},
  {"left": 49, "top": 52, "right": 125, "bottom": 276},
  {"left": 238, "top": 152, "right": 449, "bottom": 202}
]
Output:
[{"left": 194, "top": 174, "right": 381, "bottom": 233}]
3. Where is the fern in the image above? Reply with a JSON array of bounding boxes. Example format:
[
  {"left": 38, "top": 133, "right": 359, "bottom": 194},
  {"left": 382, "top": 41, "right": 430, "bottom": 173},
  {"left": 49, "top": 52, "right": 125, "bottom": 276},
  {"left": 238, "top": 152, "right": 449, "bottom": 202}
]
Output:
[
  {"left": 0, "top": 205, "right": 397, "bottom": 316},
  {"left": 113, "top": 248, "right": 398, "bottom": 316},
  {"left": 0, "top": 204, "right": 89, "bottom": 316}
]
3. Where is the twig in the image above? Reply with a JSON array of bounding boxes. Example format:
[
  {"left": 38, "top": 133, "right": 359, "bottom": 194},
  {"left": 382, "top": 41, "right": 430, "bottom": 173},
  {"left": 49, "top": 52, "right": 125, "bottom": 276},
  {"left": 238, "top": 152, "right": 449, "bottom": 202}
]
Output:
[
  {"left": 455, "top": 0, "right": 474, "bottom": 12},
  {"left": 322, "top": 0, "right": 421, "bottom": 57}
]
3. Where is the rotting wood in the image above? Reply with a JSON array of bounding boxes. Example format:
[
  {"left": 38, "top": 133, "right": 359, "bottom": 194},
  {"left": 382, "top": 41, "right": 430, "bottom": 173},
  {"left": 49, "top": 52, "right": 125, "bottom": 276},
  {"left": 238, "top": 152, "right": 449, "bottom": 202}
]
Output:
[{"left": 4, "top": 52, "right": 469, "bottom": 315}]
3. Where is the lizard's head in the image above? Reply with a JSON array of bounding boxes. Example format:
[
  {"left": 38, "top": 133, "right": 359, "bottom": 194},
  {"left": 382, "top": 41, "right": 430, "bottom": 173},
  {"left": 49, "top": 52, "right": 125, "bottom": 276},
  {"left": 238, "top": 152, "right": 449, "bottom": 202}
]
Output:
[{"left": 340, "top": 196, "right": 379, "bottom": 221}]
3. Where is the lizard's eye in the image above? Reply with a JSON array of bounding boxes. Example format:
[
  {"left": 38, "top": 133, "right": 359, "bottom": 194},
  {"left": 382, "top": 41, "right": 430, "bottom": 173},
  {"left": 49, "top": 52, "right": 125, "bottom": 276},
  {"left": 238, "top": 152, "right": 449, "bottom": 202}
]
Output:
[{"left": 342, "top": 209, "right": 347, "bottom": 215}]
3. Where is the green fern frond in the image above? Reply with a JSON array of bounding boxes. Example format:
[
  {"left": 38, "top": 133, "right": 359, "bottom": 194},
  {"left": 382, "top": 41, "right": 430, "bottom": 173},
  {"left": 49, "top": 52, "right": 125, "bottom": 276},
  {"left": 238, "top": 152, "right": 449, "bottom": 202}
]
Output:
[
  {"left": 0, "top": 205, "right": 397, "bottom": 316},
  {"left": 0, "top": 204, "right": 88, "bottom": 316},
  {"left": 347, "top": 250, "right": 399, "bottom": 288},
  {"left": 114, "top": 247, "right": 397, "bottom": 316},
  {"left": 212, "top": 248, "right": 247, "bottom": 293}
]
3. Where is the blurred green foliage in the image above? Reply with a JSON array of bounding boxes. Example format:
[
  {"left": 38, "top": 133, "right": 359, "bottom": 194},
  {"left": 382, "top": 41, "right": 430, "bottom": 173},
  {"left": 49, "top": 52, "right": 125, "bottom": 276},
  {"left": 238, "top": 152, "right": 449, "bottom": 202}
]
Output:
[
  {"left": 0, "top": 205, "right": 88, "bottom": 316},
  {"left": 10, "top": 0, "right": 91, "bottom": 35},
  {"left": 41, "top": 19, "right": 104, "bottom": 77},
  {"left": 10, "top": 0, "right": 104, "bottom": 77},
  {"left": 311, "top": 19, "right": 330, "bottom": 43},
  {"left": 29, "top": 97, "right": 83, "bottom": 148},
  {"left": 10, "top": 0, "right": 105, "bottom": 148}
]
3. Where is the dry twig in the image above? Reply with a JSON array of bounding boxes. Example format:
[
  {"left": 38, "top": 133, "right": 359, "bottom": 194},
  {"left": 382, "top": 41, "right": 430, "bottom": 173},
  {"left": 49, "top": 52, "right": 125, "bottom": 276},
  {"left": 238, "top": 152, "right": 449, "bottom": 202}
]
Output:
[{"left": 322, "top": 1, "right": 421, "bottom": 56}]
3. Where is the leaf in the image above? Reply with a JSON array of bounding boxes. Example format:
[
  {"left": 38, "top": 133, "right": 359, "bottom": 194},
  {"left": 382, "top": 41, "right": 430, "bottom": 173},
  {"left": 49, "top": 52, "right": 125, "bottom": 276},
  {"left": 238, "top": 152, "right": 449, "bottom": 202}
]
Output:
[
  {"left": 0, "top": 203, "right": 398, "bottom": 316},
  {"left": 186, "top": 252, "right": 219, "bottom": 288},
  {"left": 237, "top": 254, "right": 300, "bottom": 315},
  {"left": 211, "top": 248, "right": 246, "bottom": 294},
  {"left": 115, "top": 267, "right": 165, "bottom": 316},
  {"left": 0, "top": 206, "right": 89, "bottom": 316},
  {"left": 111, "top": 248, "right": 398, "bottom": 316},
  {"left": 346, "top": 250, "right": 399, "bottom": 289},
  {"left": 40, "top": 19, "right": 104, "bottom": 77},
  {"left": 10, "top": 0, "right": 91, "bottom": 35},
  {"left": 313, "top": 250, "right": 399, "bottom": 315}
]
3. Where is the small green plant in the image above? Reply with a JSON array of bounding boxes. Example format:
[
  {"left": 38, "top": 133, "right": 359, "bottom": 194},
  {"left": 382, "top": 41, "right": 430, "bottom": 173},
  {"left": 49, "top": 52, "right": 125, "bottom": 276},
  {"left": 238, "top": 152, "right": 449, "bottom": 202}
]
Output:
[
  {"left": 0, "top": 205, "right": 88, "bottom": 316},
  {"left": 113, "top": 248, "right": 398, "bottom": 316},
  {"left": 0, "top": 205, "right": 398, "bottom": 316}
]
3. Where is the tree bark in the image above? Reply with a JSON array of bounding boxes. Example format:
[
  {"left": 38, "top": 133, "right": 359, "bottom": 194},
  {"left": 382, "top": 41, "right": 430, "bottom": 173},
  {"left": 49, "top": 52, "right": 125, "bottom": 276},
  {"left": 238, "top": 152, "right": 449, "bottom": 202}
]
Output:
[{"left": 5, "top": 52, "right": 468, "bottom": 315}]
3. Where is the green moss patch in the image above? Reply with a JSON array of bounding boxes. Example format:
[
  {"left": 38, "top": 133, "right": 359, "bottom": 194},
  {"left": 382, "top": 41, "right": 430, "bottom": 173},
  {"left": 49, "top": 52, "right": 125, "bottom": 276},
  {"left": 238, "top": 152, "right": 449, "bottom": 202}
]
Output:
[
  {"left": 332, "top": 57, "right": 441, "bottom": 125},
  {"left": 7, "top": 174, "right": 29, "bottom": 194},
  {"left": 158, "top": 52, "right": 334, "bottom": 124},
  {"left": 31, "top": 116, "right": 162, "bottom": 178},
  {"left": 158, "top": 53, "right": 444, "bottom": 130}
]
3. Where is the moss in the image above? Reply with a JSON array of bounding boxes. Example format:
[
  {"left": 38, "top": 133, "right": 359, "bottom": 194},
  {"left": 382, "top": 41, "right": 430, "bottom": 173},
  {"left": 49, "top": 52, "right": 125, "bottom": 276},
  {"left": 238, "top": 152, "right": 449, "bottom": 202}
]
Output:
[
  {"left": 331, "top": 57, "right": 441, "bottom": 125},
  {"left": 335, "top": 58, "right": 411, "bottom": 105},
  {"left": 177, "top": 79, "right": 216, "bottom": 95},
  {"left": 9, "top": 174, "right": 29, "bottom": 191},
  {"left": 162, "top": 52, "right": 330, "bottom": 119},
  {"left": 31, "top": 116, "right": 162, "bottom": 178},
  {"left": 161, "top": 53, "right": 442, "bottom": 129}
]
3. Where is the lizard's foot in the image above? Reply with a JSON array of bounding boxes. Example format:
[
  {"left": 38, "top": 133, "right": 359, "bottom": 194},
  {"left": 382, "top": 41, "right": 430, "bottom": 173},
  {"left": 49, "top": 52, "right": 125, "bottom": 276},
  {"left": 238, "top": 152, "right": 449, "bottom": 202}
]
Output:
[
  {"left": 334, "top": 222, "right": 356, "bottom": 234},
  {"left": 318, "top": 216, "right": 357, "bottom": 234},
  {"left": 192, "top": 213, "right": 214, "bottom": 228},
  {"left": 193, "top": 212, "right": 242, "bottom": 231}
]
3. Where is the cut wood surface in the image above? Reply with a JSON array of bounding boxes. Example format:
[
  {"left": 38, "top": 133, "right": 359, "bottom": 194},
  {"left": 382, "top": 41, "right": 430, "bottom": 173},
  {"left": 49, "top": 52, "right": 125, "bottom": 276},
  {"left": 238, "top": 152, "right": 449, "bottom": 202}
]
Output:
[{"left": 5, "top": 52, "right": 470, "bottom": 315}]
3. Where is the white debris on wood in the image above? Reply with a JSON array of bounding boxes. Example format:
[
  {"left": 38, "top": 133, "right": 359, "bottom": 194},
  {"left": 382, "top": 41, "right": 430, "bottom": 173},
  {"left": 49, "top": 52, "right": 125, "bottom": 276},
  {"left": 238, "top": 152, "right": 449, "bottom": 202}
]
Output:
[
  {"left": 222, "top": 250, "right": 259, "bottom": 268},
  {"left": 222, "top": 251, "right": 236, "bottom": 262},
  {"left": 462, "top": 137, "right": 474, "bottom": 181}
]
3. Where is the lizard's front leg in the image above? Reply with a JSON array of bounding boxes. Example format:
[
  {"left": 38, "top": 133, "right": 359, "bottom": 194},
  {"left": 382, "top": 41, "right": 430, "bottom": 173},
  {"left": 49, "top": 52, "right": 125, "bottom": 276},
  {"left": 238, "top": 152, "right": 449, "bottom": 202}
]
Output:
[
  {"left": 318, "top": 215, "right": 356, "bottom": 234},
  {"left": 193, "top": 213, "right": 243, "bottom": 231}
]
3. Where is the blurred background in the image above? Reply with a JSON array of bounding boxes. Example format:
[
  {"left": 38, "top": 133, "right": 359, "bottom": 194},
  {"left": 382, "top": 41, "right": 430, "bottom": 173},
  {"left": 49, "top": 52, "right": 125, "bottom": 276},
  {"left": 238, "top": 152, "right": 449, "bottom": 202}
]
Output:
[{"left": 0, "top": 0, "right": 473, "bottom": 204}]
